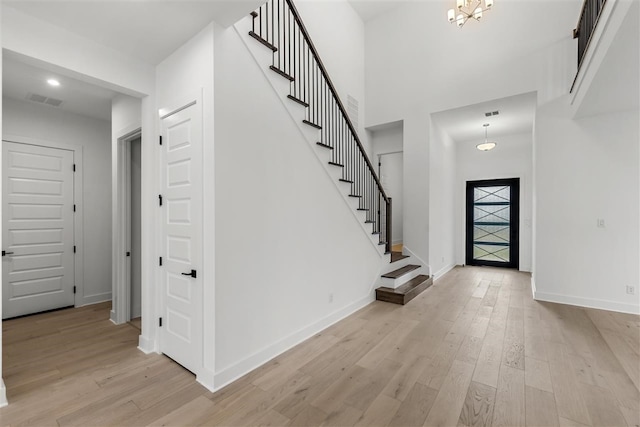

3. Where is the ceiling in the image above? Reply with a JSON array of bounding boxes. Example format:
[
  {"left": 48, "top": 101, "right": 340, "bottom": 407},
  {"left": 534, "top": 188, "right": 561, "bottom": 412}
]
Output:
[
  {"left": 3, "top": 54, "right": 118, "bottom": 121},
  {"left": 431, "top": 92, "right": 537, "bottom": 142},
  {"left": 3, "top": 1, "right": 264, "bottom": 65},
  {"left": 348, "top": 0, "right": 406, "bottom": 22}
]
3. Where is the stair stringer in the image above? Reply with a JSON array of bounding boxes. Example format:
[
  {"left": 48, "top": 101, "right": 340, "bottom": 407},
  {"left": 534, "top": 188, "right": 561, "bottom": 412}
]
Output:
[{"left": 234, "top": 16, "right": 386, "bottom": 257}]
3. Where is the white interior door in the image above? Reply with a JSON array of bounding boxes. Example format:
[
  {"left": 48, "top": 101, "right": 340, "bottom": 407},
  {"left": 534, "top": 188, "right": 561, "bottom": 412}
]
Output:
[
  {"left": 160, "top": 103, "right": 203, "bottom": 374},
  {"left": 2, "top": 141, "right": 75, "bottom": 319}
]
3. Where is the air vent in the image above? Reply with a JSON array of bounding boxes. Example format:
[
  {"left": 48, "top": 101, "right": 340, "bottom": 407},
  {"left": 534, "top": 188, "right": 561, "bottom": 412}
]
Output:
[
  {"left": 347, "top": 95, "right": 359, "bottom": 129},
  {"left": 26, "top": 93, "right": 64, "bottom": 108},
  {"left": 484, "top": 110, "right": 500, "bottom": 117}
]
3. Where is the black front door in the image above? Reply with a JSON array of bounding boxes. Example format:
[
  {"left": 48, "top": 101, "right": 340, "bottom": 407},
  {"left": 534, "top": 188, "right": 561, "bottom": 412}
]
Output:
[{"left": 466, "top": 178, "right": 520, "bottom": 269}]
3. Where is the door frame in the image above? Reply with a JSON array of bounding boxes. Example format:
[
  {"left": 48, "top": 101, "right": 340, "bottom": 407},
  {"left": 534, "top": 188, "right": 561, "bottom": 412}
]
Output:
[
  {"left": 113, "top": 128, "right": 142, "bottom": 325},
  {"left": 2, "top": 136, "right": 84, "bottom": 308},
  {"left": 465, "top": 177, "right": 520, "bottom": 269}
]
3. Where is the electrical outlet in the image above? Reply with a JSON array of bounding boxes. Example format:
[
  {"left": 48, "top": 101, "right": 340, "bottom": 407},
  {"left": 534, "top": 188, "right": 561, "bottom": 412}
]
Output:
[
  {"left": 329, "top": 293, "right": 334, "bottom": 303},
  {"left": 626, "top": 286, "right": 636, "bottom": 295},
  {"left": 597, "top": 218, "right": 605, "bottom": 228}
]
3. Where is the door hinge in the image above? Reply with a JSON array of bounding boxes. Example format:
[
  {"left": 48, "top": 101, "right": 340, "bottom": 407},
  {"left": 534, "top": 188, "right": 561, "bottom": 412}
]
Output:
[
  {"left": 73, "top": 285, "right": 76, "bottom": 294},
  {"left": 159, "top": 136, "right": 163, "bottom": 145},
  {"left": 159, "top": 195, "right": 163, "bottom": 206},
  {"left": 73, "top": 245, "right": 77, "bottom": 253},
  {"left": 126, "top": 251, "right": 131, "bottom": 257},
  {"left": 73, "top": 164, "right": 76, "bottom": 172},
  {"left": 73, "top": 204, "right": 76, "bottom": 212},
  {"left": 159, "top": 317, "right": 163, "bottom": 327},
  {"left": 159, "top": 256, "right": 163, "bottom": 266}
]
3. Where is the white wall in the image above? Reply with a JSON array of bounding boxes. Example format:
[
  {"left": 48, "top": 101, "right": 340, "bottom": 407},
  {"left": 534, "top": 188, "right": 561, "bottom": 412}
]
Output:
[
  {"left": 535, "top": 98, "right": 639, "bottom": 314},
  {"left": 154, "top": 22, "right": 215, "bottom": 386},
  {"left": 429, "top": 121, "right": 457, "bottom": 278},
  {"left": 213, "top": 17, "right": 381, "bottom": 388},
  {"left": 371, "top": 124, "right": 403, "bottom": 245},
  {"left": 3, "top": 97, "right": 113, "bottom": 303},
  {"left": 455, "top": 132, "right": 534, "bottom": 272}
]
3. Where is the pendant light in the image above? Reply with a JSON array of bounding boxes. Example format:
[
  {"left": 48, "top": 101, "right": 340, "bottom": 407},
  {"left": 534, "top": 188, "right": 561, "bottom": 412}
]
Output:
[{"left": 477, "top": 124, "right": 497, "bottom": 151}]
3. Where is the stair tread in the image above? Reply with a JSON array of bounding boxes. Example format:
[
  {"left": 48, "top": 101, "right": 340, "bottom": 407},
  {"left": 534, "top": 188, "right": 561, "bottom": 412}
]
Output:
[
  {"left": 248, "top": 31, "right": 277, "bottom": 52},
  {"left": 390, "top": 252, "right": 409, "bottom": 263},
  {"left": 377, "top": 274, "right": 432, "bottom": 295},
  {"left": 340, "top": 179, "right": 354, "bottom": 183},
  {"left": 302, "top": 120, "right": 322, "bottom": 129},
  {"left": 381, "top": 264, "right": 420, "bottom": 279},
  {"left": 269, "top": 65, "right": 294, "bottom": 81},
  {"left": 316, "top": 142, "right": 333, "bottom": 149},
  {"left": 287, "top": 95, "right": 309, "bottom": 108}
]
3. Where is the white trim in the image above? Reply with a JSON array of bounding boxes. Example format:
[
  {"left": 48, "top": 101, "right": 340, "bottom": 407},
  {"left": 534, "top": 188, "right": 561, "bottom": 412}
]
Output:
[
  {"left": 530, "top": 276, "right": 537, "bottom": 298},
  {"left": 0, "top": 379, "right": 7, "bottom": 408},
  {"left": 533, "top": 289, "right": 640, "bottom": 315},
  {"left": 2, "top": 135, "right": 85, "bottom": 310},
  {"left": 433, "top": 263, "right": 456, "bottom": 281},
  {"left": 137, "top": 335, "right": 156, "bottom": 354},
  {"left": 113, "top": 127, "right": 142, "bottom": 325},
  {"left": 213, "top": 293, "right": 374, "bottom": 391},
  {"left": 81, "top": 292, "right": 112, "bottom": 306}
]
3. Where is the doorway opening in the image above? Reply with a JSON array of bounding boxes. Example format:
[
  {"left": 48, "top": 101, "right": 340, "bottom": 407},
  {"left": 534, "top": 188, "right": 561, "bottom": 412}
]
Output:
[
  {"left": 466, "top": 178, "right": 520, "bottom": 269},
  {"left": 115, "top": 129, "right": 142, "bottom": 327}
]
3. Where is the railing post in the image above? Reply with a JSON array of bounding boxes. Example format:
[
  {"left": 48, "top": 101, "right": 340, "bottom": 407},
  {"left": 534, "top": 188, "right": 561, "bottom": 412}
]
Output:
[{"left": 386, "top": 198, "right": 392, "bottom": 254}]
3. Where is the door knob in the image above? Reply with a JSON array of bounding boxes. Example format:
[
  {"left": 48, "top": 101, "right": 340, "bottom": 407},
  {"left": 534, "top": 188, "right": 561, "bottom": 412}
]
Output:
[{"left": 181, "top": 269, "right": 197, "bottom": 278}]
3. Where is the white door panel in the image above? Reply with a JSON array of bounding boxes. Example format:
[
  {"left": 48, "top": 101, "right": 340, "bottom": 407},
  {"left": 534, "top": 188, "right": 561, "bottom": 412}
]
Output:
[
  {"left": 160, "top": 104, "right": 202, "bottom": 374},
  {"left": 3, "top": 142, "right": 75, "bottom": 319}
]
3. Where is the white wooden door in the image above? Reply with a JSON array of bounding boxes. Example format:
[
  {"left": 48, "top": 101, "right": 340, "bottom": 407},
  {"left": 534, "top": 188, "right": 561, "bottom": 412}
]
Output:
[
  {"left": 160, "top": 103, "right": 203, "bottom": 374},
  {"left": 2, "top": 141, "right": 75, "bottom": 319}
]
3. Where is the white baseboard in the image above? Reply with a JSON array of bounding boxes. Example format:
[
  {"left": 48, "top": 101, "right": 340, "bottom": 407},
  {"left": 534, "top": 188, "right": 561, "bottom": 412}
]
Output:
[
  {"left": 138, "top": 335, "right": 156, "bottom": 354},
  {"left": 533, "top": 289, "right": 640, "bottom": 315},
  {"left": 213, "top": 293, "right": 375, "bottom": 391},
  {"left": 530, "top": 277, "right": 537, "bottom": 298},
  {"left": 197, "top": 368, "right": 216, "bottom": 393},
  {"left": 109, "top": 310, "right": 117, "bottom": 324},
  {"left": 82, "top": 292, "right": 112, "bottom": 306},
  {"left": 433, "top": 263, "right": 456, "bottom": 282},
  {"left": 0, "top": 379, "right": 7, "bottom": 408}
]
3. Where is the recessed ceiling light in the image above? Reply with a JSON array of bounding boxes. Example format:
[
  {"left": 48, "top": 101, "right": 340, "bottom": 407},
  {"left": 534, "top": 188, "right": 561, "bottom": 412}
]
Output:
[{"left": 47, "top": 79, "right": 61, "bottom": 87}]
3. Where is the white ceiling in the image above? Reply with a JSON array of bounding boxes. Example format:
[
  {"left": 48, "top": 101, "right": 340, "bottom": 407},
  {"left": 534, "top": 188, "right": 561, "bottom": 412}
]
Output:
[
  {"left": 431, "top": 91, "right": 537, "bottom": 142},
  {"left": 348, "top": 0, "right": 407, "bottom": 22},
  {"left": 3, "top": 54, "right": 118, "bottom": 121},
  {"left": 3, "top": 0, "right": 264, "bottom": 65}
]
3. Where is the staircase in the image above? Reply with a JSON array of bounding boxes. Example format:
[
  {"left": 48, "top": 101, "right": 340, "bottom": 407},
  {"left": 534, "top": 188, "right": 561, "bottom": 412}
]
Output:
[{"left": 244, "top": 0, "right": 432, "bottom": 305}]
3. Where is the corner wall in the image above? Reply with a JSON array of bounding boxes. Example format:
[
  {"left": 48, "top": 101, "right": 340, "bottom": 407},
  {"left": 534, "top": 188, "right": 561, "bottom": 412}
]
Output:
[
  {"left": 2, "top": 97, "right": 113, "bottom": 304},
  {"left": 429, "top": 121, "right": 456, "bottom": 278},
  {"left": 535, "top": 98, "right": 639, "bottom": 314}
]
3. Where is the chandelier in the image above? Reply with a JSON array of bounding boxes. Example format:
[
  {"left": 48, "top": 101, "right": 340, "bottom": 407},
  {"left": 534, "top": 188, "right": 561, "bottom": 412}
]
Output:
[
  {"left": 477, "top": 124, "right": 497, "bottom": 151},
  {"left": 448, "top": 0, "right": 494, "bottom": 27}
]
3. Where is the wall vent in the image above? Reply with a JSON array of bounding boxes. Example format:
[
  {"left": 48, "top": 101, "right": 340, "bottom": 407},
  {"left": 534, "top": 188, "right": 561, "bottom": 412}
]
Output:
[
  {"left": 484, "top": 110, "right": 500, "bottom": 117},
  {"left": 347, "top": 95, "right": 359, "bottom": 129},
  {"left": 26, "top": 93, "right": 64, "bottom": 108}
]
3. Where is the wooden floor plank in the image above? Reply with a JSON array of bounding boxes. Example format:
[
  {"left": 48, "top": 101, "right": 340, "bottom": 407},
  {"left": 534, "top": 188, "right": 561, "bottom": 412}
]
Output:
[
  {"left": 0, "top": 266, "right": 636, "bottom": 427},
  {"left": 457, "top": 381, "right": 496, "bottom": 427}
]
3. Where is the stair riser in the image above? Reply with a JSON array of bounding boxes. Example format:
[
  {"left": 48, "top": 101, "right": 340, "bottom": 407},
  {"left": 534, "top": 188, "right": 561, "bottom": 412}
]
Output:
[{"left": 379, "top": 267, "right": 423, "bottom": 289}]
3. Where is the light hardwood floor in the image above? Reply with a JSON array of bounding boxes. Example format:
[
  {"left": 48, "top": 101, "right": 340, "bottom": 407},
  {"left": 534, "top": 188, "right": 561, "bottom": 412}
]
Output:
[{"left": 0, "top": 266, "right": 638, "bottom": 426}]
